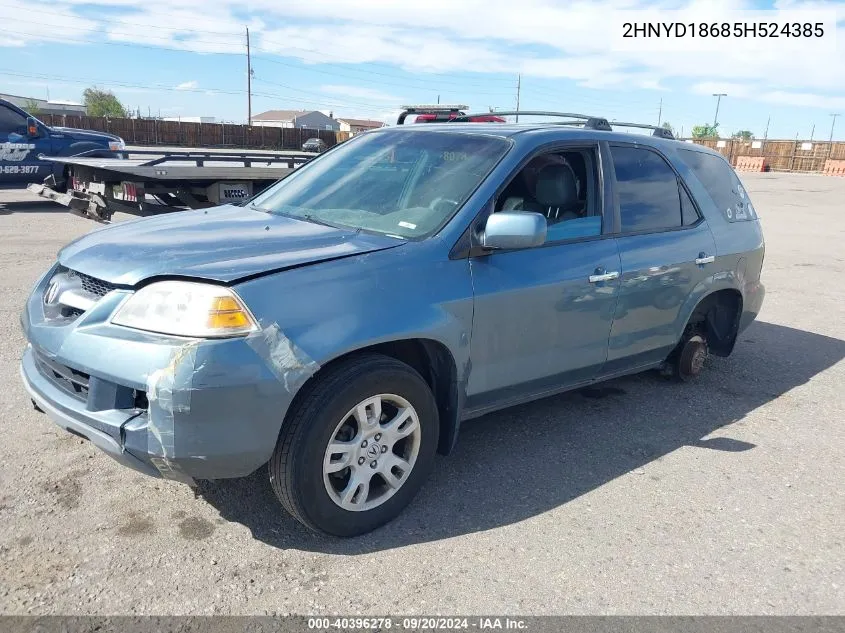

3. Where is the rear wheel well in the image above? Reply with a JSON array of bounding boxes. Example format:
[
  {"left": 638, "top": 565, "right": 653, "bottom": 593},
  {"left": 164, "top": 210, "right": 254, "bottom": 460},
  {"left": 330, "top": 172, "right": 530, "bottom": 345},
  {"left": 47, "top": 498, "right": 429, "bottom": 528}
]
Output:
[
  {"left": 686, "top": 289, "right": 743, "bottom": 357},
  {"left": 285, "top": 339, "right": 459, "bottom": 455}
]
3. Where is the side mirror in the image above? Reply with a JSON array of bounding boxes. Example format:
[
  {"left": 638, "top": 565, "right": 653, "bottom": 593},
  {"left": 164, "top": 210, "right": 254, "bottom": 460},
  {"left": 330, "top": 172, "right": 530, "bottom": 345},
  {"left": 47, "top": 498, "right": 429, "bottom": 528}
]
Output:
[
  {"left": 481, "top": 212, "right": 547, "bottom": 250},
  {"left": 26, "top": 117, "right": 39, "bottom": 138}
]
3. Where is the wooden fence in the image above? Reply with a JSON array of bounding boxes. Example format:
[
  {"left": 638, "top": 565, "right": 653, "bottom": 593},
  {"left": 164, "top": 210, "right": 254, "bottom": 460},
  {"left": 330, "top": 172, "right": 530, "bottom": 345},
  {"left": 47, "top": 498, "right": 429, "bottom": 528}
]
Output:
[
  {"left": 686, "top": 138, "right": 845, "bottom": 172},
  {"left": 39, "top": 114, "right": 351, "bottom": 151}
]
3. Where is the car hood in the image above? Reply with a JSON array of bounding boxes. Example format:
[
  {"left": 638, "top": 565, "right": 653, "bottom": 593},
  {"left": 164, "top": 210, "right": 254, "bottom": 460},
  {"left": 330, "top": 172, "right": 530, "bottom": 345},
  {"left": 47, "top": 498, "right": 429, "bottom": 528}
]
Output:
[
  {"left": 58, "top": 205, "right": 405, "bottom": 286},
  {"left": 51, "top": 126, "right": 122, "bottom": 143}
]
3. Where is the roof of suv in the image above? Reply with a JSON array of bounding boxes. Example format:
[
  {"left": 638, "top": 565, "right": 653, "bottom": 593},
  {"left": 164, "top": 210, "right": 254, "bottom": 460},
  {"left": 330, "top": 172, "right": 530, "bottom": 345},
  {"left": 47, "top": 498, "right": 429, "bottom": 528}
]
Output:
[{"left": 373, "top": 122, "right": 725, "bottom": 158}]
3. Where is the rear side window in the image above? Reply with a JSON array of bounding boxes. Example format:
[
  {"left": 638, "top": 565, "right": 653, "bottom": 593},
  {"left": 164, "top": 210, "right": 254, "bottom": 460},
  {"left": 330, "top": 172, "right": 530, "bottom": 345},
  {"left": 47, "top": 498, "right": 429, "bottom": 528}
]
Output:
[
  {"left": 681, "top": 186, "right": 700, "bottom": 226},
  {"left": 610, "top": 146, "right": 684, "bottom": 232},
  {"left": 677, "top": 149, "right": 757, "bottom": 222}
]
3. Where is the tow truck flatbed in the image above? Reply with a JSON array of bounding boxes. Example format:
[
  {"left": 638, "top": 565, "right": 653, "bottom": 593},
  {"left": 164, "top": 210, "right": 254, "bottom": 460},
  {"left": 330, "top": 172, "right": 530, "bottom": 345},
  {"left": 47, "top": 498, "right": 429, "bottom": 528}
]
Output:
[{"left": 28, "top": 148, "right": 315, "bottom": 222}]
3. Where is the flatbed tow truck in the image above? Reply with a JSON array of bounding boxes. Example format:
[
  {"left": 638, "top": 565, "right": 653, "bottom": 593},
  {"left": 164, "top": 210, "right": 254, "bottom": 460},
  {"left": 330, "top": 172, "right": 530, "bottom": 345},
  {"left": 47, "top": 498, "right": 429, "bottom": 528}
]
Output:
[{"left": 28, "top": 148, "right": 313, "bottom": 222}]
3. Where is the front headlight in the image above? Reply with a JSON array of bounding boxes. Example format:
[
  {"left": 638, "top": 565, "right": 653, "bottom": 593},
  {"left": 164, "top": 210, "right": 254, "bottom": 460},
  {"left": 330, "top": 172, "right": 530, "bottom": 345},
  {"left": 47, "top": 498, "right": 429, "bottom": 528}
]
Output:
[
  {"left": 112, "top": 281, "right": 258, "bottom": 338},
  {"left": 109, "top": 139, "right": 126, "bottom": 151}
]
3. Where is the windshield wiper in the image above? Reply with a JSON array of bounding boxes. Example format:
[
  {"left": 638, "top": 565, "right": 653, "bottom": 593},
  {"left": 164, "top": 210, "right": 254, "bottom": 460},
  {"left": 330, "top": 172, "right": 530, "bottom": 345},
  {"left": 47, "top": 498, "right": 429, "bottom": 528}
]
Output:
[
  {"left": 299, "top": 213, "right": 346, "bottom": 230},
  {"left": 247, "top": 202, "right": 273, "bottom": 213}
]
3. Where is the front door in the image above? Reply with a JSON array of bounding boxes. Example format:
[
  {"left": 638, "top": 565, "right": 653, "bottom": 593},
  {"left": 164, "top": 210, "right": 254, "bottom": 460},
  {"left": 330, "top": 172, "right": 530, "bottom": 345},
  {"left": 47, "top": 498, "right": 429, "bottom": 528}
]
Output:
[
  {"left": 0, "top": 104, "right": 52, "bottom": 186},
  {"left": 465, "top": 145, "right": 621, "bottom": 413}
]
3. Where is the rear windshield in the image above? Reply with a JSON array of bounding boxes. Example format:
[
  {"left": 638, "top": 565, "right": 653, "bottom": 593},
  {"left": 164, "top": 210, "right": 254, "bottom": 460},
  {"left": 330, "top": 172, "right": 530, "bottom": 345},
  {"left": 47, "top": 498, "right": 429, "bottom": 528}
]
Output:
[
  {"left": 250, "top": 130, "right": 510, "bottom": 238},
  {"left": 677, "top": 149, "right": 757, "bottom": 222}
]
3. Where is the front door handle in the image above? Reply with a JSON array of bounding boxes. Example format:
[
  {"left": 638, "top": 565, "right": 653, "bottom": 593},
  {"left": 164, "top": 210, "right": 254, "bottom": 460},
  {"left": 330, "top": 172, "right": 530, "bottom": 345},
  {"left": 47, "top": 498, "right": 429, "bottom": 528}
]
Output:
[
  {"left": 588, "top": 271, "right": 620, "bottom": 283},
  {"left": 695, "top": 254, "right": 715, "bottom": 265}
]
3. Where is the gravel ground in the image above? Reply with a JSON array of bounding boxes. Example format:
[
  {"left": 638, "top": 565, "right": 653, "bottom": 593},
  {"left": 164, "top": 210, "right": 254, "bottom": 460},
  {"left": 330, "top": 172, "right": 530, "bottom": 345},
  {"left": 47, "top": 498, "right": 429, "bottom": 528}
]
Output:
[{"left": 0, "top": 173, "right": 843, "bottom": 615}]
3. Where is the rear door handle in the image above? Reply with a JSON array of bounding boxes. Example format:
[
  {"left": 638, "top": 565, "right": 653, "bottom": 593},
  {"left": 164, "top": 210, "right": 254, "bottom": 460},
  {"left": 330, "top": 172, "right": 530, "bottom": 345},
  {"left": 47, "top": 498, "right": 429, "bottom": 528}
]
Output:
[
  {"left": 588, "top": 271, "right": 620, "bottom": 283},
  {"left": 695, "top": 254, "right": 715, "bottom": 265}
]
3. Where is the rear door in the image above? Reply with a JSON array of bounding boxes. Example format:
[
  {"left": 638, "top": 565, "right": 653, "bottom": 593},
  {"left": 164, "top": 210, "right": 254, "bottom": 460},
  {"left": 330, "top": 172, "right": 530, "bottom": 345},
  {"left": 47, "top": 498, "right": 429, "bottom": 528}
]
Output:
[
  {"left": 603, "top": 143, "right": 717, "bottom": 372},
  {"left": 0, "top": 103, "right": 51, "bottom": 186}
]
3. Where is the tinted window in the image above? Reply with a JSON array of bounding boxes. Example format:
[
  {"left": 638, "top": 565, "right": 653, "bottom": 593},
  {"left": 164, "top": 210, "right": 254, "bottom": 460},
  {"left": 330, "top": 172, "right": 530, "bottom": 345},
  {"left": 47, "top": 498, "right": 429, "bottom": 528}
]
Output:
[
  {"left": 611, "top": 146, "right": 681, "bottom": 232},
  {"left": 678, "top": 149, "right": 756, "bottom": 221},
  {"left": 0, "top": 105, "right": 27, "bottom": 136},
  {"left": 681, "top": 186, "right": 700, "bottom": 226},
  {"left": 250, "top": 131, "right": 510, "bottom": 239}
]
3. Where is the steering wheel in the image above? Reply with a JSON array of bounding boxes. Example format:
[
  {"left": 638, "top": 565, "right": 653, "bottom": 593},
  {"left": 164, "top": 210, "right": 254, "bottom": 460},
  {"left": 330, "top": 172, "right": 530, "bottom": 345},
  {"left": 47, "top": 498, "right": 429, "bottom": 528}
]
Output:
[{"left": 429, "top": 197, "right": 459, "bottom": 211}]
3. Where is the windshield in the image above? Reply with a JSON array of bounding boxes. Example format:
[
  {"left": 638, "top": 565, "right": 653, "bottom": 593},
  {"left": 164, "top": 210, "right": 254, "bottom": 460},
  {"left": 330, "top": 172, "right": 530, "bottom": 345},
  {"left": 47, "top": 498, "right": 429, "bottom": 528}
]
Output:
[{"left": 249, "top": 130, "right": 510, "bottom": 238}]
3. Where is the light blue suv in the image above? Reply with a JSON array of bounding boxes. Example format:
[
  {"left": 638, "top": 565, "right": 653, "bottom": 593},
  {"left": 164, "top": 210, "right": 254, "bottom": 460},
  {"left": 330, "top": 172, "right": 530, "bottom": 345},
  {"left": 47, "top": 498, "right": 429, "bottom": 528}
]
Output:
[{"left": 20, "top": 114, "right": 765, "bottom": 536}]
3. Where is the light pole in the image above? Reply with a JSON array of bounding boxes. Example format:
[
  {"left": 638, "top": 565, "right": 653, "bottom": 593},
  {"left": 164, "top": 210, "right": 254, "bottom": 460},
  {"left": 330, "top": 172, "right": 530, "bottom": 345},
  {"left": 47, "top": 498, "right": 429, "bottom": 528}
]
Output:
[
  {"left": 712, "top": 93, "right": 727, "bottom": 131},
  {"left": 829, "top": 113, "right": 840, "bottom": 157}
]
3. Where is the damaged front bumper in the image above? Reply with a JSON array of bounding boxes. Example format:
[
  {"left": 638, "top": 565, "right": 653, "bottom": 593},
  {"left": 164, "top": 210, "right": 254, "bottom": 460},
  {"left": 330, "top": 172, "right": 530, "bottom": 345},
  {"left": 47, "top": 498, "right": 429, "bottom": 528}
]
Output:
[{"left": 20, "top": 270, "right": 317, "bottom": 483}]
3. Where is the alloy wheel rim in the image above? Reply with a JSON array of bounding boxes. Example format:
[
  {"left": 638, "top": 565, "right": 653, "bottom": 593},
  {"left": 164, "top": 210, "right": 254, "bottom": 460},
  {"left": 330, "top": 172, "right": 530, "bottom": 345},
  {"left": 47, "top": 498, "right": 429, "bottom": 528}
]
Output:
[{"left": 322, "top": 393, "right": 421, "bottom": 512}]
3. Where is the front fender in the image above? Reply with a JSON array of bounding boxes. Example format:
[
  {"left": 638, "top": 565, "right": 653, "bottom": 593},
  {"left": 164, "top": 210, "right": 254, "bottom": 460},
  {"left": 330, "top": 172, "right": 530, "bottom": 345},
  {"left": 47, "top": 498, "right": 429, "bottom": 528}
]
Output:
[{"left": 234, "top": 244, "right": 474, "bottom": 385}]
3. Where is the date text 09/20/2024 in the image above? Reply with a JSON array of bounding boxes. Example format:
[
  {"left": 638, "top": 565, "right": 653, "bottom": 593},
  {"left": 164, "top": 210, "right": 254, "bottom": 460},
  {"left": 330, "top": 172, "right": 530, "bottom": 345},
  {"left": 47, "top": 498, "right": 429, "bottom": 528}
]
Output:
[{"left": 307, "top": 617, "right": 528, "bottom": 630}]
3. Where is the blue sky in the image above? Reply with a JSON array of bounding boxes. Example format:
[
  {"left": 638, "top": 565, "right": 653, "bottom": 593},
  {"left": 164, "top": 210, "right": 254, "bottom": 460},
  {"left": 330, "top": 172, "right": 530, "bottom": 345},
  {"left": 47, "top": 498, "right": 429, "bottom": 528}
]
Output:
[{"left": 1, "top": 0, "right": 843, "bottom": 139}]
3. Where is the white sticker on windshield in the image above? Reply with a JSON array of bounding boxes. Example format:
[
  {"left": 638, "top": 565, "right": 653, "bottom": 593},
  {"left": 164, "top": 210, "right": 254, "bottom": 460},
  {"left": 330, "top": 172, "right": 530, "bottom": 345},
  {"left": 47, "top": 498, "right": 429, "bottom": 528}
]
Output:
[
  {"left": 398, "top": 221, "right": 417, "bottom": 230},
  {"left": 735, "top": 206, "right": 747, "bottom": 220}
]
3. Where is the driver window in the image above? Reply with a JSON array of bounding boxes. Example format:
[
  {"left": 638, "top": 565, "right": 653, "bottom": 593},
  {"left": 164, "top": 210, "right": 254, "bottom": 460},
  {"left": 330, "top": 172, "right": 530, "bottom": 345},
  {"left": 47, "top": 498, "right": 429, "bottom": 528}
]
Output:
[
  {"left": 0, "top": 105, "right": 27, "bottom": 138},
  {"left": 495, "top": 149, "right": 602, "bottom": 242}
]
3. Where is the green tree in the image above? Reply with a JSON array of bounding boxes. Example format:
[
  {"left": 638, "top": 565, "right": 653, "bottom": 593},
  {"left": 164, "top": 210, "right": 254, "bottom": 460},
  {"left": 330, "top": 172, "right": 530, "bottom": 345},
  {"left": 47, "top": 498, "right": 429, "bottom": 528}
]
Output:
[
  {"left": 691, "top": 123, "right": 719, "bottom": 138},
  {"left": 82, "top": 87, "right": 128, "bottom": 118},
  {"left": 23, "top": 99, "right": 42, "bottom": 116},
  {"left": 732, "top": 130, "right": 754, "bottom": 140}
]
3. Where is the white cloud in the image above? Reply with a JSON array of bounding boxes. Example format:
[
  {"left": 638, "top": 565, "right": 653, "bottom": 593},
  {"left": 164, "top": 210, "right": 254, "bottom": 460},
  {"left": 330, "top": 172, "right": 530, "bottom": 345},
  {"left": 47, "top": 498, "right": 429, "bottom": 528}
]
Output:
[
  {"left": 175, "top": 80, "right": 199, "bottom": 90},
  {"left": 6, "top": 0, "right": 845, "bottom": 110},
  {"left": 0, "top": 0, "right": 100, "bottom": 47},
  {"left": 692, "top": 82, "right": 845, "bottom": 110}
]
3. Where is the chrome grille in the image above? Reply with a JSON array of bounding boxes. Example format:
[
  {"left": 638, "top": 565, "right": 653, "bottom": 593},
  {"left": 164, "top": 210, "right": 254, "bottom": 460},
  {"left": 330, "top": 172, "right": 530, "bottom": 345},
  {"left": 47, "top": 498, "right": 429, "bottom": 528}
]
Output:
[{"left": 68, "top": 270, "right": 116, "bottom": 298}]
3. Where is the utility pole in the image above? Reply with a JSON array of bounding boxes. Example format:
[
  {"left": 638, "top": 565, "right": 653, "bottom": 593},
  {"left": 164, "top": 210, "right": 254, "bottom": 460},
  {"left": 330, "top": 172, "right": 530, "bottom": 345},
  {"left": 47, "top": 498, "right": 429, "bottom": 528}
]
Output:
[
  {"left": 657, "top": 97, "right": 662, "bottom": 126},
  {"left": 246, "top": 26, "right": 253, "bottom": 126},
  {"left": 515, "top": 74, "right": 521, "bottom": 123},
  {"left": 712, "top": 92, "right": 727, "bottom": 130},
  {"left": 762, "top": 115, "right": 770, "bottom": 154},
  {"left": 810, "top": 124, "right": 815, "bottom": 141},
  {"left": 437, "top": 95, "right": 440, "bottom": 104},
  {"left": 829, "top": 113, "right": 840, "bottom": 157}
]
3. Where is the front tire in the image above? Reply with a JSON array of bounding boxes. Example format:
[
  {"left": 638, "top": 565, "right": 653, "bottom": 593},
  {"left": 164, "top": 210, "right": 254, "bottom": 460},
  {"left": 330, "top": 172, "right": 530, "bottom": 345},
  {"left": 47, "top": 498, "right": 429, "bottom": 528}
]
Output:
[{"left": 269, "top": 354, "right": 439, "bottom": 536}]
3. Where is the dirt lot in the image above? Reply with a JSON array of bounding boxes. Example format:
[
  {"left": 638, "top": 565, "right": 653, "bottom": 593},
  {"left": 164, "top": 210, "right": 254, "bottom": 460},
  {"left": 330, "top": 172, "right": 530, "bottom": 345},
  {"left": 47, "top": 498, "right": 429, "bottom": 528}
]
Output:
[{"left": 0, "top": 174, "right": 843, "bottom": 615}]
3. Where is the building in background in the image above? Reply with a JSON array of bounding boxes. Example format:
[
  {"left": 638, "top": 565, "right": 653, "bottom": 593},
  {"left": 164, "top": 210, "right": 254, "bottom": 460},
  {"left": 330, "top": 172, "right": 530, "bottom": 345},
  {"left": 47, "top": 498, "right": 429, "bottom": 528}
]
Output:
[
  {"left": 0, "top": 93, "right": 85, "bottom": 117},
  {"left": 252, "top": 110, "right": 308, "bottom": 128},
  {"left": 162, "top": 116, "right": 217, "bottom": 124},
  {"left": 338, "top": 118, "right": 386, "bottom": 134},
  {"left": 252, "top": 109, "right": 342, "bottom": 131},
  {"left": 292, "top": 111, "right": 340, "bottom": 131}
]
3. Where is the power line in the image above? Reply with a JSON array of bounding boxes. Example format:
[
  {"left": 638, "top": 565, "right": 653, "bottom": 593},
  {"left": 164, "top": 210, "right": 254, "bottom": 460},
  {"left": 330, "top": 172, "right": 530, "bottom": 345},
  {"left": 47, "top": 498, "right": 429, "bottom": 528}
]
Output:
[{"left": 0, "top": 69, "right": 396, "bottom": 112}]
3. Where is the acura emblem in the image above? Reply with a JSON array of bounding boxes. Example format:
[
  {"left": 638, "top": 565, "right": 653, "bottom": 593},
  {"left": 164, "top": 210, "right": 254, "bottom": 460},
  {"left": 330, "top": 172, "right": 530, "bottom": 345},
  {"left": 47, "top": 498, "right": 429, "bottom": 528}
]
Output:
[{"left": 44, "top": 279, "right": 62, "bottom": 306}]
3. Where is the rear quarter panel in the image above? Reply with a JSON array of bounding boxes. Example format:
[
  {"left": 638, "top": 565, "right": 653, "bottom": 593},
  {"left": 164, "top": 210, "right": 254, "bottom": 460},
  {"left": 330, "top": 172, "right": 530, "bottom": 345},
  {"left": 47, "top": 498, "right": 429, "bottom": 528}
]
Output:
[{"left": 668, "top": 146, "right": 765, "bottom": 334}]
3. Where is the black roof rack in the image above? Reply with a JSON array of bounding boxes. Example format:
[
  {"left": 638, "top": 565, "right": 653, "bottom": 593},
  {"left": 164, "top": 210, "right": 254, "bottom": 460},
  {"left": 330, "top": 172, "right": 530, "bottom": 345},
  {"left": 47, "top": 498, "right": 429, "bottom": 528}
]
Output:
[
  {"left": 452, "top": 110, "right": 612, "bottom": 131},
  {"left": 450, "top": 110, "right": 675, "bottom": 139},
  {"left": 610, "top": 121, "right": 675, "bottom": 139}
]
